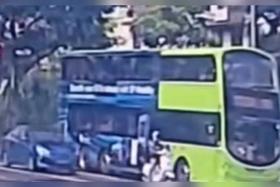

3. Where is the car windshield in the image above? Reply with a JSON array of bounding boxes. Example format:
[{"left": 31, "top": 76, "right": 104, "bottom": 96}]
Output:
[
  {"left": 4, "top": 125, "right": 30, "bottom": 141},
  {"left": 30, "top": 131, "right": 65, "bottom": 143},
  {"left": 4, "top": 125, "right": 64, "bottom": 143}
]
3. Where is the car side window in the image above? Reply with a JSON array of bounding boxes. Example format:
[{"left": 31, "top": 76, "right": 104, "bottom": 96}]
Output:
[
  {"left": 19, "top": 130, "right": 29, "bottom": 141},
  {"left": 9, "top": 131, "right": 21, "bottom": 140}
]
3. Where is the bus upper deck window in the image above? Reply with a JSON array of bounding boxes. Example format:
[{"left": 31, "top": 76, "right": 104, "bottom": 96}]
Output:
[
  {"left": 161, "top": 56, "right": 215, "bottom": 82},
  {"left": 224, "top": 51, "right": 274, "bottom": 88}
]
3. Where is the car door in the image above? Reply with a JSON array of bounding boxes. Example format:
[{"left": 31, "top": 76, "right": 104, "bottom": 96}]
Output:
[
  {"left": 3, "top": 138, "right": 17, "bottom": 164},
  {"left": 8, "top": 131, "right": 32, "bottom": 166}
]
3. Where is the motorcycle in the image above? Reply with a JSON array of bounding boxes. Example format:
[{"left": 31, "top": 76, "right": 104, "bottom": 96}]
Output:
[{"left": 141, "top": 144, "right": 175, "bottom": 182}]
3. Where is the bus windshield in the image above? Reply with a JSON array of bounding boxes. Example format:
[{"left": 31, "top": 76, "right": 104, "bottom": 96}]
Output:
[
  {"left": 224, "top": 50, "right": 280, "bottom": 166},
  {"left": 61, "top": 52, "right": 159, "bottom": 83}
]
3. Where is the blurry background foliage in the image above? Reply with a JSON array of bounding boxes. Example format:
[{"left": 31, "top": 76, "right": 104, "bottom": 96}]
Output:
[{"left": 133, "top": 6, "right": 207, "bottom": 47}]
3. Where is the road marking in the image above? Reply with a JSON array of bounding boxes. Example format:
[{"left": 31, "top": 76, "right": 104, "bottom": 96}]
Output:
[
  {"left": 0, "top": 174, "right": 13, "bottom": 181},
  {"left": 77, "top": 171, "right": 135, "bottom": 182},
  {"left": 0, "top": 166, "right": 88, "bottom": 182}
]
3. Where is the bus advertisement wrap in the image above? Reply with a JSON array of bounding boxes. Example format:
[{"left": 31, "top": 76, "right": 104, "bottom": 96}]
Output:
[{"left": 67, "top": 81, "right": 158, "bottom": 96}]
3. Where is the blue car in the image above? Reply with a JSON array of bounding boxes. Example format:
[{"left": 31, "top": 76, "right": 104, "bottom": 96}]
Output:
[
  {"left": 77, "top": 132, "right": 149, "bottom": 177},
  {"left": 76, "top": 114, "right": 151, "bottom": 176},
  {"left": 1, "top": 125, "right": 78, "bottom": 174},
  {"left": 77, "top": 132, "right": 126, "bottom": 173}
]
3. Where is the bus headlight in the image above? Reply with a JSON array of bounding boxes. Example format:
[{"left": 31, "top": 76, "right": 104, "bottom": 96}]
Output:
[{"left": 36, "top": 145, "right": 51, "bottom": 157}]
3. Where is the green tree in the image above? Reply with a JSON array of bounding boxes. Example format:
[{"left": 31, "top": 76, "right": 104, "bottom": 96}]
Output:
[
  {"left": 0, "top": 6, "right": 57, "bottom": 133},
  {"left": 19, "top": 59, "right": 60, "bottom": 130},
  {"left": 133, "top": 6, "right": 206, "bottom": 47},
  {"left": 0, "top": 6, "right": 109, "bottom": 134}
]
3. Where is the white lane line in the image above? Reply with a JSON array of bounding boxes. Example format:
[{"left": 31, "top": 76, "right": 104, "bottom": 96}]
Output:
[
  {"left": 0, "top": 174, "right": 13, "bottom": 181},
  {"left": 77, "top": 171, "right": 135, "bottom": 182},
  {"left": 0, "top": 166, "right": 88, "bottom": 182}
]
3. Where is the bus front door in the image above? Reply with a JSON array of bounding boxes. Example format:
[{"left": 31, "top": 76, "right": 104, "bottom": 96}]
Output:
[{"left": 130, "top": 114, "right": 150, "bottom": 167}]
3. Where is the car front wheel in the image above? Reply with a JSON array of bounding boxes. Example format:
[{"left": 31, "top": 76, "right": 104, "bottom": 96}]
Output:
[
  {"left": 99, "top": 151, "right": 110, "bottom": 174},
  {"left": 78, "top": 148, "right": 88, "bottom": 170},
  {"left": 27, "top": 156, "right": 38, "bottom": 171},
  {"left": 2, "top": 151, "right": 10, "bottom": 167}
]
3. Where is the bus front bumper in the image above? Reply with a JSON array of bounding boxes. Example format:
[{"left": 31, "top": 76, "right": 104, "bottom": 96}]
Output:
[{"left": 223, "top": 166, "right": 279, "bottom": 182}]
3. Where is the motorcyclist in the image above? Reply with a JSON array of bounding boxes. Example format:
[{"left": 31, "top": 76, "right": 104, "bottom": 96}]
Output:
[
  {"left": 149, "top": 131, "right": 164, "bottom": 169},
  {"left": 142, "top": 130, "right": 175, "bottom": 181}
]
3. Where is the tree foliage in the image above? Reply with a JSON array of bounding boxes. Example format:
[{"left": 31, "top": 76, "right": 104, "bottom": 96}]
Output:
[
  {"left": 134, "top": 6, "right": 207, "bottom": 46},
  {"left": 20, "top": 64, "right": 59, "bottom": 129},
  {"left": 0, "top": 6, "right": 110, "bottom": 133}
]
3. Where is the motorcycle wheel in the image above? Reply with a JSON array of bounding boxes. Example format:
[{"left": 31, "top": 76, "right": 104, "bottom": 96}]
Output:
[{"left": 2, "top": 151, "right": 10, "bottom": 167}]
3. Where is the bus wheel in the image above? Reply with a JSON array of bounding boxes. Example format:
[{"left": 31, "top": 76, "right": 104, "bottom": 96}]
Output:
[{"left": 175, "top": 159, "right": 190, "bottom": 181}]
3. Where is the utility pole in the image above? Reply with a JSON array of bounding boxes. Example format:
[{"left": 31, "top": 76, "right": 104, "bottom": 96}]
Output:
[{"left": 250, "top": 5, "right": 257, "bottom": 47}]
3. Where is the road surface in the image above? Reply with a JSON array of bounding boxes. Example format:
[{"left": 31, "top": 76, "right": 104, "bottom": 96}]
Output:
[{"left": 0, "top": 166, "right": 136, "bottom": 181}]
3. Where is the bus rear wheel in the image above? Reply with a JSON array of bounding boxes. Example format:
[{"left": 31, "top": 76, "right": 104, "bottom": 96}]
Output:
[{"left": 175, "top": 159, "right": 190, "bottom": 181}]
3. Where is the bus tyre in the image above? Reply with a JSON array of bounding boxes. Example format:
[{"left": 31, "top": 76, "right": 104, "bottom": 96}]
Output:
[
  {"left": 99, "top": 151, "right": 110, "bottom": 174},
  {"left": 175, "top": 159, "right": 190, "bottom": 182}
]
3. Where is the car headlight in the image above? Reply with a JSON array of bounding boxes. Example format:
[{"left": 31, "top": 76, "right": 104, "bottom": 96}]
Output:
[{"left": 36, "top": 145, "right": 51, "bottom": 157}]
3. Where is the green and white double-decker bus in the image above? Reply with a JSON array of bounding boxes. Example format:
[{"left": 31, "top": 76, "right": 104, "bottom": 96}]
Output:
[
  {"left": 156, "top": 47, "right": 280, "bottom": 182},
  {"left": 59, "top": 47, "right": 280, "bottom": 182}
]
